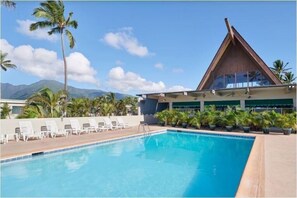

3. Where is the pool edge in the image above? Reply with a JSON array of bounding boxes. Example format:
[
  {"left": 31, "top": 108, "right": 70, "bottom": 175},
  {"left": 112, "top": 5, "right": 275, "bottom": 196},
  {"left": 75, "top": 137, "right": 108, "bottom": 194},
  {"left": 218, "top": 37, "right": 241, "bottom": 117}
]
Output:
[
  {"left": 236, "top": 136, "right": 265, "bottom": 197},
  {"left": 1, "top": 127, "right": 265, "bottom": 197},
  {"left": 0, "top": 129, "right": 165, "bottom": 162}
]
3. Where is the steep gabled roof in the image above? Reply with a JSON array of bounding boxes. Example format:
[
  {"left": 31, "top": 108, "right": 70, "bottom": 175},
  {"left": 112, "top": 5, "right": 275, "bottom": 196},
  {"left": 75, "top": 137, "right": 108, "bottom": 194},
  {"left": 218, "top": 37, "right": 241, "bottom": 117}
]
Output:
[{"left": 197, "top": 26, "right": 282, "bottom": 90}]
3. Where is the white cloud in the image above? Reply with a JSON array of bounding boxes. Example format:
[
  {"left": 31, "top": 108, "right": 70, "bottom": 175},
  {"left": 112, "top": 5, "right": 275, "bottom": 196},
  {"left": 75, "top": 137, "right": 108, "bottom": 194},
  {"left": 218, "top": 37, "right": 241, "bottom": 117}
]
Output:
[
  {"left": 154, "top": 63, "right": 164, "bottom": 70},
  {"left": 172, "top": 68, "right": 184, "bottom": 73},
  {"left": 108, "top": 67, "right": 165, "bottom": 92},
  {"left": 103, "top": 27, "right": 151, "bottom": 57},
  {"left": 107, "top": 66, "right": 191, "bottom": 93},
  {"left": 0, "top": 39, "right": 98, "bottom": 85},
  {"left": 16, "top": 19, "right": 58, "bottom": 42},
  {"left": 167, "top": 85, "right": 191, "bottom": 92}
]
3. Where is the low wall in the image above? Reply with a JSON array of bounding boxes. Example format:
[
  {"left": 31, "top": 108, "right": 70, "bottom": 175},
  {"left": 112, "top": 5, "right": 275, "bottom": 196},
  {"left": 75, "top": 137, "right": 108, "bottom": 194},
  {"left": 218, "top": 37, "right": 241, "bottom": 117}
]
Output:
[{"left": 0, "top": 115, "right": 144, "bottom": 139}]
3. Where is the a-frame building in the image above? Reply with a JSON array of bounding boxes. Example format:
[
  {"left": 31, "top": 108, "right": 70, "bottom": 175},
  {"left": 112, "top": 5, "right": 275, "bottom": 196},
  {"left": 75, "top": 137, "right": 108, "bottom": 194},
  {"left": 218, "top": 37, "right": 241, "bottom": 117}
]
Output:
[
  {"left": 137, "top": 19, "right": 296, "bottom": 114},
  {"left": 197, "top": 19, "right": 281, "bottom": 91}
]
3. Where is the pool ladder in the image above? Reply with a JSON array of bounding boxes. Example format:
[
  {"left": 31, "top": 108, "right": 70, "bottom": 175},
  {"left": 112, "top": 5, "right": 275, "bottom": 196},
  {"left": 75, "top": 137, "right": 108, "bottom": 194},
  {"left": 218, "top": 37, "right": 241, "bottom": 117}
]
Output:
[{"left": 138, "top": 122, "right": 150, "bottom": 136}]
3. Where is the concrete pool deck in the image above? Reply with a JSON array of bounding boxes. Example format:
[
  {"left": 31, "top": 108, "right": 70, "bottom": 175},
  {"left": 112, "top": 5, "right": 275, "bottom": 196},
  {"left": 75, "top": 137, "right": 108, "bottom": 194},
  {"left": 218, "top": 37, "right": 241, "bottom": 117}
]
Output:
[{"left": 0, "top": 126, "right": 296, "bottom": 197}]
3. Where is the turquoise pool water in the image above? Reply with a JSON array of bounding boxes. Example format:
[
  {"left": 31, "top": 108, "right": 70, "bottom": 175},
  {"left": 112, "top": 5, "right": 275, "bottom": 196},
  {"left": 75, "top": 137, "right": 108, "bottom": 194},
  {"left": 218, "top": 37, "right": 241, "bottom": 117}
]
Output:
[{"left": 1, "top": 130, "right": 254, "bottom": 197}]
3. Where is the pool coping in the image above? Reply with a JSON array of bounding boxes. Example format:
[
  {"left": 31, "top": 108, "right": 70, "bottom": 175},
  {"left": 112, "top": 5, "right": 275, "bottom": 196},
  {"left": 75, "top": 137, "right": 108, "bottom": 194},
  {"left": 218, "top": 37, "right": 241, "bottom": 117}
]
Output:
[
  {"left": 0, "top": 128, "right": 264, "bottom": 197},
  {"left": 0, "top": 130, "right": 165, "bottom": 163}
]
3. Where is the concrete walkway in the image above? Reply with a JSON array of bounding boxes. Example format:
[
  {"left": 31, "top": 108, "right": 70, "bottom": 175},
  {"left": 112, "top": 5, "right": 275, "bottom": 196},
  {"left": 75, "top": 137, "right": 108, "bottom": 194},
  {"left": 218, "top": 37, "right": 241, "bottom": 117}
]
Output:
[
  {"left": 264, "top": 134, "right": 296, "bottom": 197},
  {"left": 0, "top": 126, "right": 296, "bottom": 197},
  {"left": 0, "top": 126, "right": 163, "bottom": 159}
]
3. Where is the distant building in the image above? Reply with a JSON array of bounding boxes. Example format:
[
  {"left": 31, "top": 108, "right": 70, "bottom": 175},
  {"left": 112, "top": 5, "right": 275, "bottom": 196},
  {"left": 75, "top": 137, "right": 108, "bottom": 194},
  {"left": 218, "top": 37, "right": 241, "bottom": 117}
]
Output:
[
  {"left": 0, "top": 99, "right": 26, "bottom": 119},
  {"left": 137, "top": 19, "right": 296, "bottom": 114}
]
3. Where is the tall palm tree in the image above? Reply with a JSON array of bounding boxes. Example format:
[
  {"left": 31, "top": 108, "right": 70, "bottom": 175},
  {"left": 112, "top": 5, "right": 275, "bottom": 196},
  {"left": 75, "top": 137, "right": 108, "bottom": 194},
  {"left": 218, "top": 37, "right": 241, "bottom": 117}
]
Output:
[
  {"left": 1, "top": 51, "right": 17, "bottom": 71},
  {"left": 1, "top": 0, "right": 16, "bottom": 8},
  {"left": 30, "top": 0, "right": 78, "bottom": 93},
  {"left": 283, "top": 72, "right": 296, "bottom": 84},
  {"left": 270, "top": 60, "right": 290, "bottom": 81}
]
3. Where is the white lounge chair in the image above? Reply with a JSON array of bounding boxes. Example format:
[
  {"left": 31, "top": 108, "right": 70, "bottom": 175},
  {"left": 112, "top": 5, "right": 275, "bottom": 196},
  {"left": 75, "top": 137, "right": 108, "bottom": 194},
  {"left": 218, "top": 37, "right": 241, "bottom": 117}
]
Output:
[
  {"left": 102, "top": 117, "right": 121, "bottom": 130},
  {"left": 19, "top": 121, "right": 43, "bottom": 141},
  {"left": 0, "top": 134, "right": 8, "bottom": 144},
  {"left": 116, "top": 117, "right": 129, "bottom": 129},
  {"left": 69, "top": 119, "right": 88, "bottom": 135},
  {"left": 87, "top": 118, "right": 106, "bottom": 132},
  {"left": 45, "top": 121, "right": 69, "bottom": 138}
]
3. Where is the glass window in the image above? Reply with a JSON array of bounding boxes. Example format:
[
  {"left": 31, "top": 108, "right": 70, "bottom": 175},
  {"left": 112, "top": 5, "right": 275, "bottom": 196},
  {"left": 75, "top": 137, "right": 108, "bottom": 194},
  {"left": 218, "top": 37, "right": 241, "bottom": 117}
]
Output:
[
  {"left": 225, "top": 74, "right": 235, "bottom": 88},
  {"left": 12, "top": 106, "right": 23, "bottom": 114},
  {"left": 208, "top": 70, "right": 272, "bottom": 90},
  {"left": 210, "top": 75, "right": 225, "bottom": 89},
  {"left": 236, "top": 72, "right": 248, "bottom": 88},
  {"left": 248, "top": 71, "right": 272, "bottom": 87}
]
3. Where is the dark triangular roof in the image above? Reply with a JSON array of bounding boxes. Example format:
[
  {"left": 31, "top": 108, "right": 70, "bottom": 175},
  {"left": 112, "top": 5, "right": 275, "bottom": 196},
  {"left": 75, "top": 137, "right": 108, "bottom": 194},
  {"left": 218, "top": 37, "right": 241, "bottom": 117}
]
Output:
[{"left": 197, "top": 26, "right": 282, "bottom": 90}]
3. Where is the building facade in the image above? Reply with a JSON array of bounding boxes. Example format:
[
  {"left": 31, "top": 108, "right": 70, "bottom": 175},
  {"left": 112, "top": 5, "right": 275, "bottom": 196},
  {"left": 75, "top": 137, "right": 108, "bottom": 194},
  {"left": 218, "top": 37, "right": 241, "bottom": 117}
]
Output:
[
  {"left": 0, "top": 99, "right": 26, "bottom": 119},
  {"left": 137, "top": 19, "right": 296, "bottom": 114}
]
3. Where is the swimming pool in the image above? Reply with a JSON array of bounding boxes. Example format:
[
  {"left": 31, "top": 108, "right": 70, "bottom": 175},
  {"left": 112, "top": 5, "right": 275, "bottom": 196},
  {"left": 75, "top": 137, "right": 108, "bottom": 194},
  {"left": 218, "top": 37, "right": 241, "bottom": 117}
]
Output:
[{"left": 1, "top": 130, "right": 254, "bottom": 197}]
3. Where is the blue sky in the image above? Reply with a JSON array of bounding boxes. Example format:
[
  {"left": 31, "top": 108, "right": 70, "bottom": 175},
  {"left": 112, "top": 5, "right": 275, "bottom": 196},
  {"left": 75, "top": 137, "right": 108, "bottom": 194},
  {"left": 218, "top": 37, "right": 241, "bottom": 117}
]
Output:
[{"left": 1, "top": 1, "right": 296, "bottom": 95}]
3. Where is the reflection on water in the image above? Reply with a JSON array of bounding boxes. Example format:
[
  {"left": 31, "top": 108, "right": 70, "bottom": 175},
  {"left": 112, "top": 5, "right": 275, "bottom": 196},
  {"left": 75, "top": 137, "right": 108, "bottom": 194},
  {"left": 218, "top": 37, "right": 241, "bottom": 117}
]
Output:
[
  {"left": 2, "top": 163, "right": 30, "bottom": 179},
  {"left": 64, "top": 154, "right": 88, "bottom": 171}
]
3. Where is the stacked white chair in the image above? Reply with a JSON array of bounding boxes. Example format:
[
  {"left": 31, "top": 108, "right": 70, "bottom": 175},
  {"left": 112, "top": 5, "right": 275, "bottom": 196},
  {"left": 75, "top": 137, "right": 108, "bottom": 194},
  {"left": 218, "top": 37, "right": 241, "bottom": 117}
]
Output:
[
  {"left": 45, "top": 120, "right": 69, "bottom": 138},
  {"left": 19, "top": 121, "right": 43, "bottom": 141},
  {"left": 116, "top": 117, "right": 129, "bottom": 129},
  {"left": 69, "top": 119, "right": 88, "bottom": 135}
]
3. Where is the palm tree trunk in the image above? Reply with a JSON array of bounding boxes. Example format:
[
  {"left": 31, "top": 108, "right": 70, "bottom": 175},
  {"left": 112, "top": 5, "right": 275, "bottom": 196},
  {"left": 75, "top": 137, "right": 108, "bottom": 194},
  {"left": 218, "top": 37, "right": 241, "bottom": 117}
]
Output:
[
  {"left": 60, "top": 32, "right": 67, "bottom": 93},
  {"left": 60, "top": 32, "right": 67, "bottom": 117}
]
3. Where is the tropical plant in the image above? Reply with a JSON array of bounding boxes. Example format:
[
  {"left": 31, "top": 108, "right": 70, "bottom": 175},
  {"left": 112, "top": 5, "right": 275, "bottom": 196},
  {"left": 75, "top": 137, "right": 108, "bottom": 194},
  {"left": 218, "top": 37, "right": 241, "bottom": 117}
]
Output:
[
  {"left": 189, "top": 111, "right": 201, "bottom": 129},
  {"left": 177, "top": 111, "right": 190, "bottom": 128},
  {"left": 68, "top": 98, "right": 91, "bottom": 117},
  {"left": 276, "top": 113, "right": 296, "bottom": 129},
  {"left": 270, "top": 59, "right": 290, "bottom": 81},
  {"left": 256, "top": 111, "right": 272, "bottom": 134},
  {"left": 167, "top": 110, "right": 178, "bottom": 126},
  {"left": 201, "top": 105, "right": 220, "bottom": 127},
  {"left": 267, "top": 110, "right": 280, "bottom": 127},
  {"left": 1, "top": 51, "right": 16, "bottom": 71},
  {"left": 93, "top": 95, "right": 115, "bottom": 116},
  {"left": 154, "top": 111, "right": 166, "bottom": 126},
  {"left": 115, "top": 99, "right": 127, "bottom": 116},
  {"left": 30, "top": 0, "right": 78, "bottom": 93},
  {"left": 283, "top": 72, "right": 296, "bottom": 84},
  {"left": 1, "top": 0, "right": 16, "bottom": 8},
  {"left": 249, "top": 111, "right": 260, "bottom": 130},
  {"left": 286, "top": 112, "right": 297, "bottom": 130},
  {"left": 1, "top": 103, "right": 11, "bottom": 119},
  {"left": 222, "top": 106, "right": 238, "bottom": 126},
  {"left": 27, "top": 87, "right": 63, "bottom": 118},
  {"left": 238, "top": 111, "right": 251, "bottom": 126},
  {"left": 18, "top": 105, "right": 44, "bottom": 118},
  {"left": 127, "top": 96, "right": 138, "bottom": 115}
]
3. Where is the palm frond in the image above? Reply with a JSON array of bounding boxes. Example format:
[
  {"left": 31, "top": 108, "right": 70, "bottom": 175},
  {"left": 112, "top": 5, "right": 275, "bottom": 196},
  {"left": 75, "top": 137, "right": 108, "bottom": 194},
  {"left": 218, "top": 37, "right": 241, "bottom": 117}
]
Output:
[
  {"left": 68, "top": 20, "right": 78, "bottom": 29},
  {"left": 1, "top": 0, "right": 16, "bottom": 8},
  {"left": 65, "top": 29, "right": 75, "bottom": 48},
  {"left": 48, "top": 26, "right": 62, "bottom": 35},
  {"left": 30, "top": 21, "right": 53, "bottom": 30},
  {"left": 0, "top": 50, "right": 16, "bottom": 71}
]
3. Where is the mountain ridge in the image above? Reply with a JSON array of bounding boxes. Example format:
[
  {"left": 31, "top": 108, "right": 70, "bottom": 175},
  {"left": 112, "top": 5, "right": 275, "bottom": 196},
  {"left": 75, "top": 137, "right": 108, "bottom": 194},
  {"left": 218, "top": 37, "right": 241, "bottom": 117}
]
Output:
[{"left": 1, "top": 80, "right": 129, "bottom": 100}]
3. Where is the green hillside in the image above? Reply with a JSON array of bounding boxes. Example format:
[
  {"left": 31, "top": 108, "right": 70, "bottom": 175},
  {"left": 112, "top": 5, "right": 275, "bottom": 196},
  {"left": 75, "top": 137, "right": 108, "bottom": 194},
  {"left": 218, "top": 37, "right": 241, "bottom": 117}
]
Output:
[{"left": 1, "top": 80, "right": 128, "bottom": 100}]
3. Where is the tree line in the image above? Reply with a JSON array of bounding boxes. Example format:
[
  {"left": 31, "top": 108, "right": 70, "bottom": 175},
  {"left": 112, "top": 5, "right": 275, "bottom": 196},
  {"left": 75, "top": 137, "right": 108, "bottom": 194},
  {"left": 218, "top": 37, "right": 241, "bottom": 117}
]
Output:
[{"left": 1, "top": 88, "right": 138, "bottom": 119}]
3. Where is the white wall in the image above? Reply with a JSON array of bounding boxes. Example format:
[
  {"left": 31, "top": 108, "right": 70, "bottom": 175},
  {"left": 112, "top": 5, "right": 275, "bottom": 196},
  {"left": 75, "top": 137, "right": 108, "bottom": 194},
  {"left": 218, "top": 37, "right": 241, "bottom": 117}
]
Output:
[{"left": 0, "top": 115, "right": 144, "bottom": 139}]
